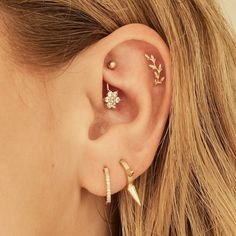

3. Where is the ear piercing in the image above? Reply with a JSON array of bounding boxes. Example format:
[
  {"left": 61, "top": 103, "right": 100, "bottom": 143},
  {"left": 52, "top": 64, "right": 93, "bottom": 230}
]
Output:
[
  {"left": 104, "top": 84, "right": 121, "bottom": 109},
  {"left": 119, "top": 159, "right": 141, "bottom": 206},
  {"left": 104, "top": 55, "right": 165, "bottom": 109},
  {"left": 104, "top": 61, "right": 121, "bottom": 109},
  {"left": 145, "top": 54, "right": 165, "bottom": 86},
  {"left": 107, "top": 61, "right": 117, "bottom": 70},
  {"left": 103, "top": 167, "right": 111, "bottom": 204},
  {"left": 102, "top": 160, "right": 141, "bottom": 206}
]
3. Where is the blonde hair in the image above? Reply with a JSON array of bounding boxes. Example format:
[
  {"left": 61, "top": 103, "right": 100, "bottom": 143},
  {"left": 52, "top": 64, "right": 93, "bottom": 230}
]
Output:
[{"left": 1, "top": 0, "right": 236, "bottom": 235}]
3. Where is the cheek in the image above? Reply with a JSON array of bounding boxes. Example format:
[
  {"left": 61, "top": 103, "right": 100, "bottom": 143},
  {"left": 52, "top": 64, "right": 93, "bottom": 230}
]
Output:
[
  {"left": 0, "top": 90, "right": 78, "bottom": 222},
  {"left": 44, "top": 70, "right": 94, "bottom": 170},
  {"left": 50, "top": 96, "right": 93, "bottom": 173}
]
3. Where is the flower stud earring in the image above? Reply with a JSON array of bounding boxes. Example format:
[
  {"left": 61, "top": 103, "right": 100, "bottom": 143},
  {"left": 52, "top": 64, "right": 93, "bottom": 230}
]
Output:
[
  {"left": 145, "top": 54, "right": 165, "bottom": 86},
  {"left": 104, "top": 60, "right": 121, "bottom": 109},
  {"left": 104, "top": 84, "right": 121, "bottom": 109}
]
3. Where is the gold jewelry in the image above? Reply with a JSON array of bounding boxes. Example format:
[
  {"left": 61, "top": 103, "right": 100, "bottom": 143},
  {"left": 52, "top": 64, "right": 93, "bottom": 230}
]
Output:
[
  {"left": 104, "top": 83, "right": 121, "bottom": 109},
  {"left": 107, "top": 61, "right": 117, "bottom": 70},
  {"left": 119, "top": 159, "right": 141, "bottom": 206},
  {"left": 145, "top": 54, "right": 165, "bottom": 86},
  {"left": 103, "top": 167, "right": 111, "bottom": 204},
  {"left": 104, "top": 60, "right": 120, "bottom": 109}
]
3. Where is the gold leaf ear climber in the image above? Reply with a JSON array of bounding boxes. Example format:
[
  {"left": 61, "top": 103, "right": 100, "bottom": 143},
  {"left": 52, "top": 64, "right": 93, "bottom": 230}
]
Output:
[
  {"left": 145, "top": 54, "right": 165, "bottom": 86},
  {"left": 119, "top": 159, "right": 141, "bottom": 206},
  {"left": 107, "top": 61, "right": 117, "bottom": 70}
]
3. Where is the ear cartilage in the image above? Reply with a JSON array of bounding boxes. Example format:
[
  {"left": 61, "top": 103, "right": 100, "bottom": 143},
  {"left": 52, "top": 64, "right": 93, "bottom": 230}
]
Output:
[
  {"left": 104, "top": 83, "right": 121, "bottom": 109},
  {"left": 145, "top": 54, "right": 165, "bottom": 86},
  {"left": 107, "top": 61, "right": 117, "bottom": 70}
]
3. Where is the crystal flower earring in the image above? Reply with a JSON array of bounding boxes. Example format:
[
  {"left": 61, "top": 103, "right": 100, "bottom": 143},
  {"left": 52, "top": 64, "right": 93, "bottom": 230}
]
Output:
[
  {"left": 104, "top": 84, "right": 121, "bottom": 109},
  {"left": 104, "top": 61, "right": 121, "bottom": 109}
]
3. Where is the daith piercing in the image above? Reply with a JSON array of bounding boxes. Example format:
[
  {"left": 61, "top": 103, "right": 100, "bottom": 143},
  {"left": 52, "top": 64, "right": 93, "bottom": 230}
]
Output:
[
  {"left": 104, "top": 84, "right": 121, "bottom": 109},
  {"left": 145, "top": 54, "right": 165, "bottom": 86}
]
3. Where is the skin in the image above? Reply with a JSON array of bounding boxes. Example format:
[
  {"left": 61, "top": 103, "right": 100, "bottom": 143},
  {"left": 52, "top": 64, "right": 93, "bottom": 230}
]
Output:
[{"left": 0, "top": 23, "right": 171, "bottom": 235}]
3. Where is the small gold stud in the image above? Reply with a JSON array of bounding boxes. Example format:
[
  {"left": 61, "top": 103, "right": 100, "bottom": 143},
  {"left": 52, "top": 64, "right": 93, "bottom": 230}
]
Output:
[{"left": 107, "top": 61, "right": 117, "bottom": 70}]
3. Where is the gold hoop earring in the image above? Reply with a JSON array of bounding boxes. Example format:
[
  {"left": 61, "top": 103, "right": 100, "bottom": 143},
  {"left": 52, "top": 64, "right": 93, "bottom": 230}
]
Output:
[
  {"left": 119, "top": 159, "right": 141, "bottom": 206},
  {"left": 103, "top": 167, "right": 111, "bottom": 204}
]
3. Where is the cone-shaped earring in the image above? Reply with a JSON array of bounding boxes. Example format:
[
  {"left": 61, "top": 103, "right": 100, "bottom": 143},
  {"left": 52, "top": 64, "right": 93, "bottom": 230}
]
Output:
[{"left": 119, "top": 159, "right": 141, "bottom": 206}]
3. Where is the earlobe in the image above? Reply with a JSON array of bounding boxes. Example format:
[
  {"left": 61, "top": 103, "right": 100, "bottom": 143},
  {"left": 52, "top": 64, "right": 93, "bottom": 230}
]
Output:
[{"left": 79, "top": 24, "right": 171, "bottom": 201}]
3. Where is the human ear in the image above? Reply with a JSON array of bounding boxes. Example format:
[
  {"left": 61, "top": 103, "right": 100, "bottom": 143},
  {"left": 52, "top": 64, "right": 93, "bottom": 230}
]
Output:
[{"left": 78, "top": 24, "right": 171, "bottom": 200}]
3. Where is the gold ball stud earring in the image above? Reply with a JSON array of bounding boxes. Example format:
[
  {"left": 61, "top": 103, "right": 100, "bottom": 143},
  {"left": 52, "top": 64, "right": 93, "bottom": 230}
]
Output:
[
  {"left": 104, "top": 60, "right": 121, "bottom": 109},
  {"left": 107, "top": 61, "right": 117, "bottom": 70}
]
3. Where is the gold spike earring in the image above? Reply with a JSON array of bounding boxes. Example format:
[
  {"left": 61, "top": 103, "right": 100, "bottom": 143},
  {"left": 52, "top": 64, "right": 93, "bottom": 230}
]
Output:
[
  {"left": 119, "top": 159, "right": 141, "bottom": 206},
  {"left": 145, "top": 54, "right": 166, "bottom": 86},
  {"left": 104, "top": 61, "right": 121, "bottom": 109}
]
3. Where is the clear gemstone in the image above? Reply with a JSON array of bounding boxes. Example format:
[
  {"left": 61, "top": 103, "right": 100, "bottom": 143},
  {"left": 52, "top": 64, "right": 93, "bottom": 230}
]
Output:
[{"left": 104, "top": 90, "right": 120, "bottom": 109}]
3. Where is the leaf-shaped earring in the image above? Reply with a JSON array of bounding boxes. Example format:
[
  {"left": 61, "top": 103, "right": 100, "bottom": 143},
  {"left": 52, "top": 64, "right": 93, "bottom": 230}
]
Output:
[
  {"left": 119, "top": 159, "right": 141, "bottom": 206},
  {"left": 145, "top": 53, "right": 166, "bottom": 86}
]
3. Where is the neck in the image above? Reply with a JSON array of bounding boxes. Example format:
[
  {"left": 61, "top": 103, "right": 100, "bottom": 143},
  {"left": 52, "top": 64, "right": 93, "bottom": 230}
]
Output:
[
  {"left": 0, "top": 179, "right": 113, "bottom": 235},
  {"left": 76, "top": 189, "right": 112, "bottom": 236}
]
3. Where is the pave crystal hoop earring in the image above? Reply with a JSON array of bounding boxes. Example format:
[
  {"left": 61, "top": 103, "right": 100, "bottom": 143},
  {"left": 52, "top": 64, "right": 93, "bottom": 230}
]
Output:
[
  {"left": 103, "top": 167, "right": 111, "bottom": 204},
  {"left": 119, "top": 159, "right": 141, "bottom": 206},
  {"left": 104, "top": 60, "right": 121, "bottom": 109}
]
